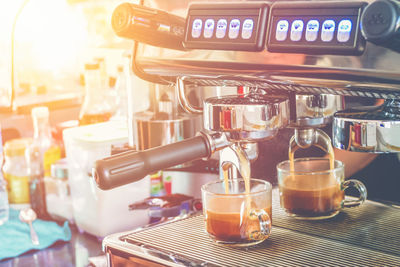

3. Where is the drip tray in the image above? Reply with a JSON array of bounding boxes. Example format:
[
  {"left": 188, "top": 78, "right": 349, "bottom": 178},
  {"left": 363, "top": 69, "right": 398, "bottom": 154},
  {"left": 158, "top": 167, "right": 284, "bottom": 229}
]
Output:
[{"left": 104, "top": 189, "right": 400, "bottom": 267}]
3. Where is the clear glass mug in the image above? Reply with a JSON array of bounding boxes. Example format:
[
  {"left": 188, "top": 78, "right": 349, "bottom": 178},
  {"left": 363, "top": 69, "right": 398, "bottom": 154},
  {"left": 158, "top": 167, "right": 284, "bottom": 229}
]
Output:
[
  {"left": 277, "top": 158, "right": 367, "bottom": 220},
  {"left": 201, "top": 179, "right": 272, "bottom": 247}
]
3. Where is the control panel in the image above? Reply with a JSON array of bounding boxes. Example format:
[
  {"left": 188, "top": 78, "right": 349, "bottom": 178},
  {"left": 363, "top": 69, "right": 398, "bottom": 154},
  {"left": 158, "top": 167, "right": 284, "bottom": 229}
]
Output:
[
  {"left": 267, "top": 1, "right": 367, "bottom": 55},
  {"left": 183, "top": 1, "right": 368, "bottom": 55},
  {"left": 184, "top": 2, "right": 270, "bottom": 51}
]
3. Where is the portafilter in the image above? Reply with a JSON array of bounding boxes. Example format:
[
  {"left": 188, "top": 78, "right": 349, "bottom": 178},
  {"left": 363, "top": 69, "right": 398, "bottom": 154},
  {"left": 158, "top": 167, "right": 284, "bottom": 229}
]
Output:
[{"left": 93, "top": 93, "right": 288, "bottom": 190}]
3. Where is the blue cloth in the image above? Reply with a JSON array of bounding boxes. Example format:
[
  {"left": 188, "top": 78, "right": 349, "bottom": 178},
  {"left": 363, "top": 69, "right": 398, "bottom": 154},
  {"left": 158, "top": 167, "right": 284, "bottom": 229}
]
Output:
[{"left": 0, "top": 209, "right": 71, "bottom": 261}]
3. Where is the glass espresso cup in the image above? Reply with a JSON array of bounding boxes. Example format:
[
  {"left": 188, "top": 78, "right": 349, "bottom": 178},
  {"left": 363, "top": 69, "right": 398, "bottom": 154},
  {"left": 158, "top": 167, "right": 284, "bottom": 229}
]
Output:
[
  {"left": 201, "top": 179, "right": 272, "bottom": 247},
  {"left": 277, "top": 158, "right": 367, "bottom": 220}
]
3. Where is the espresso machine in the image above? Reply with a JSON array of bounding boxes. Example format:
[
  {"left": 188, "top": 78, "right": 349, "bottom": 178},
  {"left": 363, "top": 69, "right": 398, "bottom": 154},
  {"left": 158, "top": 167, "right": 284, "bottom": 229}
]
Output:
[{"left": 94, "top": 0, "right": 400, "bottom": 265}]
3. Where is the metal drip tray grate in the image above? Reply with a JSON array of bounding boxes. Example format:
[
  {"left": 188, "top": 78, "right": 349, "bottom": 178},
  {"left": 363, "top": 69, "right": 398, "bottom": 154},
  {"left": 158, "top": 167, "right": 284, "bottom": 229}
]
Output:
[
  {"left": 118, "top": 190, "right": 400, "bottom": 267},
  {"left": 271, "top": 190, "right": 400, "bottom": 256}
]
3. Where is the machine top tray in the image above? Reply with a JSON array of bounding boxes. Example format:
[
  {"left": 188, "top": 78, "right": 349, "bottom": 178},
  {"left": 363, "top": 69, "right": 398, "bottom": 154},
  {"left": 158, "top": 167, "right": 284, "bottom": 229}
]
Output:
[{"left": 134, "top": 57, "right": 400, "bottom": 99}]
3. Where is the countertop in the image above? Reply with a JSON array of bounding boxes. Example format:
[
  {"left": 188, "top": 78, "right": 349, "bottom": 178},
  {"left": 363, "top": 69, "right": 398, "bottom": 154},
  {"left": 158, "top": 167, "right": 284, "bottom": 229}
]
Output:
[{"left": 0, "top": 224, "right": 104, "bottom": 267}]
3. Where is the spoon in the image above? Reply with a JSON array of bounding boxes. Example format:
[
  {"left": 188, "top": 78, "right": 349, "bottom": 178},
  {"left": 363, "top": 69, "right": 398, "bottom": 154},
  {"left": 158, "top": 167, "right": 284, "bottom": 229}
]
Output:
[{"left": 19, "top": 208, "right": 39, "bottom": 246}]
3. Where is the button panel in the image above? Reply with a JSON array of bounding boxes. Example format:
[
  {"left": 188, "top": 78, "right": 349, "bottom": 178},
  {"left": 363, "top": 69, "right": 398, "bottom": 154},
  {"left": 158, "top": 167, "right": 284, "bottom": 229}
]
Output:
[
  {"left": 321, "top": 20, "right": 336, "bottom": 42},
  {"left": 189, "top": 17, "right": 258, "bottom": 41},
  {"left": 242, "top": 19, "right": 254, "bottom": 39},
  {"left": 191, "top": 19, "right": 202, "bottom": 38},
  {"left": 203, "top": 19, "right": 215, "bottom": 38},
  {"left": 229, "top": 19, "right": 241, "bottom": 39},
  {"left": 305, "top": 20, "right": 319, "bottom": 42},
  {"left": 185, "top": 1, "right": 366, "bottom": 55},
  {"left": 276, "top": 20, "right": 289, "bottom": 41},
  {"left": 216, "top": 19, "right": 228, "bottom": 39},
  {"left": 337, "top": 19, "right": 352, "bottom": 43},
  {"left": 267, "top": 1, "right": 366, "bottom": 55},
  {"left": 184, "top": 2, "right": 269, "bottom": 51},
  {"left": 290, "top": 20, "right": 304, "bottom": 41}
]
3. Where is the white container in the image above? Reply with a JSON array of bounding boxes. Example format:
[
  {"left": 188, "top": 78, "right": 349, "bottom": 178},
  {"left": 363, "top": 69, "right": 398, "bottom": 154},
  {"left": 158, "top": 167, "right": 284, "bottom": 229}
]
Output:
[{"left": 63, "top": 121, "right": 150, "bottom": 237}]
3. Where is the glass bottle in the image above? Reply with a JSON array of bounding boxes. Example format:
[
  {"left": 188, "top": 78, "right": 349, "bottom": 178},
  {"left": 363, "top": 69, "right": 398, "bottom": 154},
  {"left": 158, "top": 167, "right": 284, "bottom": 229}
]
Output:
[
  {"left": 30, "top": 106, "right": 60, "bottom": 218},
  {"left": 3, "top": 138, "right": 32, "bottom": 210},
  {"left": 95, "top": 57, "right": 108, "bottom": 91},
  {"left": 26, "top": 144, "right": 47, "bottom": 218},
  {"left": 111, "top": 65, "right": 129, "bottom": 121},
  {"left": 79, "top": 62, "right": 113, "bottom": 125},
  {"left": 31, "top": 106, "right": 61, "bottom": 177},
  {"left": 0, "top": 124, "right": 9, "bottom": 225}
]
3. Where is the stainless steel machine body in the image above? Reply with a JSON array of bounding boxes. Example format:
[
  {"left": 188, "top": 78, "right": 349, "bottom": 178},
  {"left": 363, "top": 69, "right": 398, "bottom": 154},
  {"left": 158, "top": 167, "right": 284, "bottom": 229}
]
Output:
[
  {"left": 97, "top": 0, "right": 400, "bottom": 265},
  {"left": 95, "top": 0, "right": 400, "bottom": 191}
]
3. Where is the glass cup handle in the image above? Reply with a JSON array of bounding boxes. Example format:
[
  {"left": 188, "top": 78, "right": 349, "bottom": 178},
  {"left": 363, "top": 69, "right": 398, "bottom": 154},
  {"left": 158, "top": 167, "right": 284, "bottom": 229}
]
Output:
[
  {"left": 342, "top": 179, "right": 368, "bottom": 208},
  {"left": 249, "top": 209, "right": 271, "bottom": 241}
]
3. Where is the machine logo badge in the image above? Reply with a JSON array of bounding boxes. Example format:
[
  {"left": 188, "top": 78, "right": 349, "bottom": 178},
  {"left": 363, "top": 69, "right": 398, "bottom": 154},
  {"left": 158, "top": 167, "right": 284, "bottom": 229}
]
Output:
[
  {"left": 337, "top": 19, "right": 352, "bottom": 42},
  {"left": 204, "top": 19, "right": 215, "bottom": 38},
  {"left": 290, "top": 20, "right": 304, "bottom": 41},
  {"left": 276, "top": 20, "right": 289, "bottom": 41},
  {"left": 305, "top": 20, "right": 319, "bottom": 42},
  {"left": 192, "top": 19, "right": 203, "bottom": 38},
  {"left": 321, "top": 20, "right": 336, "bottom": 42},
  {"left": 242, "top": 19, "right": 254, "bottom": 39},
  {"left": 229, "top": 19, "right": 241, "bottom": 39},
  {"left": 216, "top": 19, "right": 228, "bottom": 38}
]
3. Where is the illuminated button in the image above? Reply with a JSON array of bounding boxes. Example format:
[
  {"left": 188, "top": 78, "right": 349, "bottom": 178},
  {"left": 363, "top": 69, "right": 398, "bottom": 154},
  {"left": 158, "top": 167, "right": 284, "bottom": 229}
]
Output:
[
  {"left": 290, "top": 20, "right": 304, "bottom": 41},
  {"left": 216, "top": 19, "right": 228, "bottom": 38},
  {"left": 191, "top": 19, "right": 202, "bottom": 38},
  {"left": 203, "top": 19, "right": 215, "bottom": 38},
  {"left": 229, "top": 19, "right": 241, "bottom": 39},
  {"left": 321, "top": 20, "right": 335, "bottom": 42},
  {"left": 305, "top": 20, "right": 319, "bottom": 42},
  {"left": 337, "top": 19, "right": 352, "bottom": 42},
  {"left": 276, "top": 20, "right": 289, "bottom": 41},
  {"left": 241, "top": 19, "right": 254, "bottom": 39}
]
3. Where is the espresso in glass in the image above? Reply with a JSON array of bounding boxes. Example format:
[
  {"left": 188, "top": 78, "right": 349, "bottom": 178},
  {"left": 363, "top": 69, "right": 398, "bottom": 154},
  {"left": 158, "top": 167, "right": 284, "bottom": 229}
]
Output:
[
  {"left": 206, "top": 197, "right": 272, "bottom": 243},
  {"left": 277, "top": 158, "right": 367, "bottom": 220},
  {"left": 201, "top": 179, "right": 272, "bottom": 247},
  {"left": 280, "top": 173, "right": 344, "bottom": 218}
]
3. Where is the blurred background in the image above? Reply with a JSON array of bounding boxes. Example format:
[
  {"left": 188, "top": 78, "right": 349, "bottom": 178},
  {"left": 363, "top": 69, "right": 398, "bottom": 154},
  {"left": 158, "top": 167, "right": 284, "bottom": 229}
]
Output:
[{"left": 0, "top": 0, "right": 145, "bottom": 138}]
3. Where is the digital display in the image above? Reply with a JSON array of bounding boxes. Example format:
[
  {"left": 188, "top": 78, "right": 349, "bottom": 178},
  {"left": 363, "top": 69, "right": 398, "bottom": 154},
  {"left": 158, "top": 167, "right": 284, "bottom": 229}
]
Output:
[
  {"left": 184, "top": 2, "right": 269, "bottom": 51},
  {"left": 267, "top": 1, "right": 367, "bottom": 55}
]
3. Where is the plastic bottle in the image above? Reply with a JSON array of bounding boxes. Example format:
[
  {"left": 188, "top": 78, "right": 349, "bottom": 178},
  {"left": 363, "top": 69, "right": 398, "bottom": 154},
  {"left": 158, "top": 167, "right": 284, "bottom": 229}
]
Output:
[
  {"left": 0, "top": 124, "right": 9, "bottom": 225},
  {"left": 44, "top": 159, "right": 73, "bottom": 222},
  {"left": 150, "top": 170, "right": 166, "bottom": 197},
  {"left": 79, "top": 62, "right": 113, "bottom": 125}
]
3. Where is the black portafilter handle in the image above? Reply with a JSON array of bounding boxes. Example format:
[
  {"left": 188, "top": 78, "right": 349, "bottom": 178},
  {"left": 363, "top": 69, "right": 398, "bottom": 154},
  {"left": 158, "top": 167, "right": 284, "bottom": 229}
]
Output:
[
  {"left": 93, "top": 135, "right": 211, "bottom": 190},
  {"left": 111, "top": 3, "right": 186, "bottom": 51},
  {"left": 361, "top": 0, "right": 400, "bottom": 53}
]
